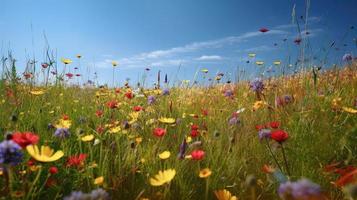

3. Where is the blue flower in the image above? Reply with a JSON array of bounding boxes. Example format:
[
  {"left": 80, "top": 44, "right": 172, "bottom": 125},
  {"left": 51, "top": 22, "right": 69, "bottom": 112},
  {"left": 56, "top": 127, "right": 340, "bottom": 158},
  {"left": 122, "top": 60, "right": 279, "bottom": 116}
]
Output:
[
  {"left": 147, "top": 95, "right": 156, "bottom": 105},
  {"left": 64, "top": 188, "right": 109, "bottom": 200},
  {"left": 343, "top": 53, "right": 353, "bottom": 62},
  {"left": 54, "top": 128, "right": 70, "bottom": 139},
  {"left": 258, "top": 129, "right": 271, "bottom": 141},
  {"left": 278, "top": 179, "right": 321, "bottom": 199},
  {"left": 224, "top": 89, "right": 233, "bottom": 97},
  {"left": 228, "top": 116, "right": 240, "bottom": 126},
  {"left": 250, "top": 78, "right": 264, "bottom": 93},
  {"left": 0, "top": 140, "right": 23, "bottom": 166},
  {"left": 162, "top": 88, "right": 170, "bottom": 95}
]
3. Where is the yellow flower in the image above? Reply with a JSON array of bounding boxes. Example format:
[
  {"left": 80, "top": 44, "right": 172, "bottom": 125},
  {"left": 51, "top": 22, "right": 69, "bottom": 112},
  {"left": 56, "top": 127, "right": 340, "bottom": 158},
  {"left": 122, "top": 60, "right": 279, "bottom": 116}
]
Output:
[
  {"left": 109, "top": 126, "right": 121, "bottom": 133},
  {"left": 55, "top": 119, "right": 72, "bottom": 129},
  {"left": 248, "top": 53, "right": 256, "bottom": 58},
  {"left": 255, "top": 61, "right": 264, "bottom": 66},
  {"left": 214, "top": 189, "right": 238, "bottom": 200},
  {"left": 253, "top": 101, "right": 266, "bottom": 111},
  {"left": 201, "top": 69, "right": 209, "bottom": 73},
  {"left": 149, "top": 169, "right": 176, "bottom": 186},
  {"left": 135, "top": 137, "right": 143, "bottom": 144},
  {"left": 273, "top": 60, "right": 281, "bottom": 65},
  {"left": 94, "top": 176, "right": 104, "bottom": 185},
  {"left": 158, "top": 151, "right": 171, "bottom": 160},
  {"left": 342, "top": 107, "right": 357, "bottom": 114},
  {"left": 158, "top": 117, "right": 176, "bottom": 124},
  {"left": 81, "top": 134, "right": 94, "bottom": 142},
  {"left": 112, "top": 61, "right": 118, "bottom": 67},
  {"left": 30, "top": 90, "right": 45, "bottom": 95},
  {"left": 199, "top": 168, "right": 212, "bottom": 178},
  {"left": 61, "top": 58, "right": 72, "bottom": 65},
  {"left": 186, "top": 136, "right": 192, "bottom": 143},
  {"left": 26, "top": 145, "right": 64, "bottom": 162}
]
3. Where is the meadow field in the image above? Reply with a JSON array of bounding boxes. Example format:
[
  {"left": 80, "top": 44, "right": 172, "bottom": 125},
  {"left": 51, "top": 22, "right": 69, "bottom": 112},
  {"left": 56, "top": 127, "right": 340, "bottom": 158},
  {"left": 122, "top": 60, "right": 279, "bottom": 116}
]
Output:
[{"left": 0, "top": 57, "right": 356, "bottom": 199}]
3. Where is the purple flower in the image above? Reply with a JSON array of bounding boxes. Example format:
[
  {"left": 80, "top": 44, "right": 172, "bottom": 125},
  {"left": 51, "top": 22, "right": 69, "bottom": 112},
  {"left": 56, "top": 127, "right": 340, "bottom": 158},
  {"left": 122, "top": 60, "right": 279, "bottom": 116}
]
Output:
[
  {"left": 228, "top": 116, "right": 240, "bottom": 126},
  {"left": 90, "top": 188, "right": 110, "bottom": 200},
  {"left": 54, "top": 128, "right": 70, "bottom": 139},
  {"left": 0, "top": 140, "right": 23, "bottom": 166},
  {"left": 343, "top": 53, "right": 353, "bottom": 62},
  {"left": 64, "top": 188, "right": 109, "bottom": 200},
  {"left": 177, "top": 138, "right": 187, "bottom": 159},
  {"left": 278, "top": 179, "right": 321, "bottom": 199},
  {"left": 147, "top": 95, "right": 156, "bottom": 105},
  {"left": 258, "top": 129, "right": 271, "bottom": 141},
  {"left": 224, "top": 89, "right": 233, "bottom": 97},
  {"left": 162, "top": 88, "right": 170, "bottom": 95},
  {"left": 250, "top": 78, "right": 264, "bottom": 93}
]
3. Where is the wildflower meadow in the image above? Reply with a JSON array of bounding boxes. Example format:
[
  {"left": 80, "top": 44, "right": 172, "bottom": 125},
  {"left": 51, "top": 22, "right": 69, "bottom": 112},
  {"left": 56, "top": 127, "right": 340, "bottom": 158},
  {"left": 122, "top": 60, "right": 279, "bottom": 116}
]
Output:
[{"left": 1, "top": 0, "right": 357, "bottom": 199}]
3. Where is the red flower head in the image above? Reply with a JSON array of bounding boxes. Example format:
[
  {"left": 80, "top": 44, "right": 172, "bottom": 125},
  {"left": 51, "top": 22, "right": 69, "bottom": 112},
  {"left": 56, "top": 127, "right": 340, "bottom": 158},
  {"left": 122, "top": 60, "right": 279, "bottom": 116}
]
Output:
[
  {"left": 133, "top": 106, "right": 143, "bottom": 112},
  {"left": 62, "top": 114, "right": 69, "bottom": 120},
  {"left": 201, "top": 109, "right": 208, "bottom": 116},
  {"left": 153, "top": 128, "right": 166, "bottom": 137},
  {"left": 259, "top": 28, "right": 269, "bottom": 33},
  {"left": 190, "top": 129, "right": 200, "bottom": 137},
  {"left": 271, "top": 130, "right": 289, "bottom": 143},
  {"left": 95, "top": 110, "right": 104, "bottom": 117},
  {"left": 106, "top": 100, "right": 118, "bottom": 109},
  {"left": 269, "top": 121, "right": 280, "bottom": 129},
  {"left": 255, "top": 124, "right": 266, "bottom": 131},
  {"left": 96, "top": 125, "right": 105, "bottom": 134},
  {"left": 191, "top": 124, "right": 199, "bottom": 130},
  {"left": 75, "top": 74, "right": 81, "bottom": 77},
  {"left": 191, "top": 150, "right": 205, "bottom": 160},
  {"left": 65, "top": 73, "right": 74, "bottom": 78},
  {"left": 12, "top": 132, "right": 39, "bottom": 148},
  {"left": 41, "top": 63, "right": 49, "bottom": 69},
  {"left": 125, "top": 91, "right": 133, "bottom": 99},
  {"left": 66, "top": 154, "right": 87, "bottom": 167},
  {"left": 49, "top": 166, "right": 58, "bottom": 174}
]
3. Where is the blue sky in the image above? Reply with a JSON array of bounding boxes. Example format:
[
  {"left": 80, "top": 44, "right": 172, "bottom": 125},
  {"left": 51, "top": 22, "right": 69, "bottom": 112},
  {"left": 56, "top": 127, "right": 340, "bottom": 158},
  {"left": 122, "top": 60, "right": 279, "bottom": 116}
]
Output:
[{"left": 1, "top": 0, "right": 356, "bottom": 87}]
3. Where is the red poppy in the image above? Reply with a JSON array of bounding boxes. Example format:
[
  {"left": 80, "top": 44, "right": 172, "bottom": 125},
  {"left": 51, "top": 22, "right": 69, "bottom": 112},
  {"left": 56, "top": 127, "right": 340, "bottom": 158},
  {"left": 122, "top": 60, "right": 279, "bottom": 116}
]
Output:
[
  {"left": 49, "top": 166, "right": 58, "bottom": 174},
  {"left": 201, "top": 109, "right": 208, "bottom": 116},
  {"left": 115, "top": 88, "right": 121, "bottom": 94},
  {"left": 269, "top": 121, "right": 280, "bottom": 129},
  {"left": 191, "top": 150, "right": 205, "bottom": 160},
  {"left": 106, "top": 100, "right": 118, "bottom": 109},
  {"left": 62, "top": 114, "right": 69, "bottom": 120},
  {"left": 190, "top": 129, "right": 200, "bottom": 137},
  {"left": 66, "top": 154, "right": 87, "bottom": 167},
  {"left": 133, "top": 106, "right": 143, "bottom": 112},
  {"left": 24, "top": 73, "right": 33, "bottom": 79},
  {"left": 41, "top": 63, "right": 49, "bottom": 69},
  {"left": 255, "top": 124, "right": 266, "bottom": 131},
  {"left": 96, "top": 125, "right": 105, "bottom": 134},
  {"left": 12, "top": 132, "right": 39, "bottom": 148},
  {"left": 270, "top": 130, "right": 289, "bottom": 143},
  {"left": 27, "top": 159, "right": 36, "bottom": 166},
  {"left": 153, "top": 128, "right": 166, "bottom": 137},
  {"left": 125, "top": 91, "right": 133, "bottom": 99},
  {"left": 65, "top": 73, "right": 74, "bottom": 78},
  {"left": 191, "top": 124, "right": 199, "bottom": 130},
  {"left": 95, "top": 110, "right": 104, "bottom": 117},
  {"left": 259, "top": 28, "right": 269, "bottom": 33},
  {"left": 335, "top": 169, "right": 357, "bottom": 187}
]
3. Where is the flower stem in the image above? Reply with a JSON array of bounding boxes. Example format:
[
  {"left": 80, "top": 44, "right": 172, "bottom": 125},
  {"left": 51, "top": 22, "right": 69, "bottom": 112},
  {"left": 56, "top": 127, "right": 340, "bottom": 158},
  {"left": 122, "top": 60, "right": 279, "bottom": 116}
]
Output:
[
  {"left": 265, "top": 138, "right": 283, "bottom": 173},
  {"left": 281, "top": 144, "right": 291, "bottom": 176},
  {"left": 205, "top": 178, "right": 209, "bottom": 200}
]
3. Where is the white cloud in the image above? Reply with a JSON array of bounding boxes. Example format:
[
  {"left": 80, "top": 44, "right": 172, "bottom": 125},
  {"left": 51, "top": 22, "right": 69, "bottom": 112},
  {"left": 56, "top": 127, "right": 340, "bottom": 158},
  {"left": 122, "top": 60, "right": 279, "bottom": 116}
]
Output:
[{"left": 195, "top": 55, "right": 222, "bottom": 61}]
